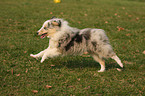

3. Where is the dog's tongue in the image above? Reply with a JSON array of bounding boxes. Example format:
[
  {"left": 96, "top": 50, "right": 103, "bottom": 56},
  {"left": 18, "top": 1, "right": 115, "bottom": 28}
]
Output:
[{"left": 41, "top": 34, "right": 46, "bottom": 39}]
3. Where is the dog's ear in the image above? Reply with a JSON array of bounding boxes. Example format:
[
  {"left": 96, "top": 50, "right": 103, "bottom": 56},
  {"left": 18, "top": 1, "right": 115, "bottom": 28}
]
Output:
[
  {"left": 52, "top": 20, "right": 61, "bottom": 27},
  {"left": 51, "top": 16, "right": 56, "bottom": 19}
]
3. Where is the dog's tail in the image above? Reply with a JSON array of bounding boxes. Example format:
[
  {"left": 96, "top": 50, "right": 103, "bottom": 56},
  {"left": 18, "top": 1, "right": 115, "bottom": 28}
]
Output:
[{"left": 111, "top": 55, "right": 124, "bottom": 71}]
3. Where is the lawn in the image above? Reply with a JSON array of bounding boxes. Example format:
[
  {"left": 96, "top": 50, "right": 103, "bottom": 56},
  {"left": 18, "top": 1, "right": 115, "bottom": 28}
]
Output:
[{"left": 0, "top": 0, "right": 145, "bottom": 95}]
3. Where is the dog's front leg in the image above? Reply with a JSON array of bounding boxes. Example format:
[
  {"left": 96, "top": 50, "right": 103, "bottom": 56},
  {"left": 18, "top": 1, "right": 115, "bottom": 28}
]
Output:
[
  {"left": 40, "top": 48, "right": 61, "bottom": 63},
  {"left": 30, "top": 48, "right": 48, "bottom": 59}
]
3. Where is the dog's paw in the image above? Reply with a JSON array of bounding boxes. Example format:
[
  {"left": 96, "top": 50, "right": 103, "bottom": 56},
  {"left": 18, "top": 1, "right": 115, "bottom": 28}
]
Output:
[
  {"left": 40, "top": 59, "right": 44, "bottom": 63},
  {"left": 30, "top": 54, "right": 38, "bottom": 59},
  {"left": 98, "top": 69, "right": 105, "bottom": 72},
  {"left": 30, "top": 54, "right": 35, "bottom": 57}
]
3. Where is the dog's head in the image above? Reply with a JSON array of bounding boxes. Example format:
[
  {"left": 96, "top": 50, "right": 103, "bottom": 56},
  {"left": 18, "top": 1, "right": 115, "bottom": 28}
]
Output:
[{"left": 37, "top": 16, "right": 62, "bottom": 38}]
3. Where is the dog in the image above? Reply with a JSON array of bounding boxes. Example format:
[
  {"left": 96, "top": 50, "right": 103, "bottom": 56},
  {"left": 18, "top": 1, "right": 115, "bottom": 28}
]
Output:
[{"left": 30, "top": 17, "right": 123, "bottom": 72}]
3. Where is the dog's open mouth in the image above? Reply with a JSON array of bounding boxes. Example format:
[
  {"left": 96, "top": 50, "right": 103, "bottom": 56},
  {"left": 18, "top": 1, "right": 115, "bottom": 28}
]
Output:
[{"left": 41, "top": 33, "right": 47, "bottom": 39}]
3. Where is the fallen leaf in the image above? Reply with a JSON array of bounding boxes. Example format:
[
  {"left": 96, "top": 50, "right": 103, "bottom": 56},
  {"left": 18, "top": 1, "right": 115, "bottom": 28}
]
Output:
[
  {"left": 50, "top": 12, "right": 53, "bottom": 14},
  {"left": 25, "top": 68, "right": 28, "bottom": 73},
  {"left": 136, "top": 50, "right": 139, "bottom": 53},
  {"left": 46, "top": 85, "right": 52, "bottom": 89},
  {"left": 77, "top": 78, "right": 81, "bottom": 81},
  {"left": 84, "top": 86, "right": 90, "bottom": 90},
  {"left": 32, "top": 90, "right": 38, "bottom": 93},
  {"left": 84, "top": 14, "right": 88, "bottom": 16},
  {"left": 24, "top": 51, "right": 27, "bottom": 53},
  {"left": 122, "top": 7, "right": 125, "bottom": 10},
  {"left": 136, "top": 17, "right": 139, "bottom": 21},
  {"left": 122, "top": 46, "right": 126, "bottom": 49},
  {"left": 16, "top": 74, "right": 20, "bottom": 76},
  {"left": 68, "top": 86, "right": 74, "bottom": 88},
  {"left": 118, "top": 27, "right": 124, "bottom": 31},
  {"left": 126, "top": 33, "right": 131, "bottom": 36},
  {"left": 105, "top": 21, "right": 108, "bottom": 23},
  {"left": 128, "top": 15, "right": 132, "bottom": 17},
  {"left": 84, "top": 52, "right": 88, "bottom": 54},
  {"left": 123, "top": 61, "right": 133, "bottom": 64},
  {"left": 117, "top": 26, "right": 124, "bottom": 31},
  {"left": 143, "top": 50, "right": 145, "bottom": 54},
  {"left": 78, "top": 21, "right": 81, "bottom": 24},
  {"left": 114, "top": 13, "right": 118, "bottom": 16},
  {"left": 29, "top": 60, "right": 32, "bottom": 63},
  {"left": 50, "top": 65, "right": 55, "bottom": 67}
]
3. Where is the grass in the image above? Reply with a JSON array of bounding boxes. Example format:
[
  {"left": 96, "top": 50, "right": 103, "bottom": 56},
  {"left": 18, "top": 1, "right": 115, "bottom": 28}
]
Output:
[{"left": 0, "top": 0, "right": 145, "bottom": 95}]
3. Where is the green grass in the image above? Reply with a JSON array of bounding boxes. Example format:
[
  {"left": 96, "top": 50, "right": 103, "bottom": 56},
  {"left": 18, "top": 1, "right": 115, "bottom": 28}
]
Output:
[{"left": 0, "top": 0, "right": 145, "bottom": 95}]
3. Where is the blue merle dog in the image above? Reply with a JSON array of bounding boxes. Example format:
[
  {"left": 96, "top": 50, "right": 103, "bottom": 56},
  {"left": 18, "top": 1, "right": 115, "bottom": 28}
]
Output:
[{"left": 30, "top": 17, "right": 124, "bottom": 72}]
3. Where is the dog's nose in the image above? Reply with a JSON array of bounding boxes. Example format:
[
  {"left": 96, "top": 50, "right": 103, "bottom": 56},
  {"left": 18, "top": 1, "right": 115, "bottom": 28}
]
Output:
[{"left": 37, "top": 32, "right": 39, "bottom": 35}]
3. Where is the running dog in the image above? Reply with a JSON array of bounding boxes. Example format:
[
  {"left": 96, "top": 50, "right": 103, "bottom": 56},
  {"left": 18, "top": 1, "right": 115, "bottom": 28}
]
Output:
[{"left": 30, "top": 17, "right": 123, "bottom": 72}]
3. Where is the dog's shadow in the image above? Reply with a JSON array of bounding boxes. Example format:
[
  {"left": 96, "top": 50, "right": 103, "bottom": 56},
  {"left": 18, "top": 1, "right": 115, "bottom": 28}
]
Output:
[{"left": 47, "top": 56, "right": 119, "bottom": 70}]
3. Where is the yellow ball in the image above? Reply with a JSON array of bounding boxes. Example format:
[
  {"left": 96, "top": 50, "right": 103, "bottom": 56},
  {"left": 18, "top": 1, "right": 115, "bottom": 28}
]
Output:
[{"left": 54, "top": 0, "right": 61, "bottom": 3}]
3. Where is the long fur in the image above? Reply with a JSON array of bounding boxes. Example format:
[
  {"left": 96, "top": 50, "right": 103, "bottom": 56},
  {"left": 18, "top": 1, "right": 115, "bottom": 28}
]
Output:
[{"left": 30, "top": 17, "right": 123, "bottom": 72}]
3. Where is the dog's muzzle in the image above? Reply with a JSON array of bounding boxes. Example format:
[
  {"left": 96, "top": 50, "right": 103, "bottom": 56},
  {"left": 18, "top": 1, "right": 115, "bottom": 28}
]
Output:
[{"left": 37, "top": 32, "right": 48, "bottom": 39}]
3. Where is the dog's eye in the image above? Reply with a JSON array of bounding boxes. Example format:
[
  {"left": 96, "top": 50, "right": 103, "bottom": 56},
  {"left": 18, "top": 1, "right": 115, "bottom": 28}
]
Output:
[{"left": 44, "top": 27, "right": 47, "bottom": 30}]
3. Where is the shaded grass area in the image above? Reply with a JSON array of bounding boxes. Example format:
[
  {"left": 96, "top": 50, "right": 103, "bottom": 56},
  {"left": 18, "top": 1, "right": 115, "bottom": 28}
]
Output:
[{"left": 0, "top": 0, "right": 145, "bottom": 95}]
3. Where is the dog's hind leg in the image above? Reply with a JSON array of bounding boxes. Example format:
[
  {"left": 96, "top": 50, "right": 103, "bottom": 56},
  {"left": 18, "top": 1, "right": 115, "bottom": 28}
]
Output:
[
  {"left": 111, "top": 55, "right": 123, "bottom": 68},
  {"left": 92, "top": 54, "right": 105, "bottom": 72}
]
